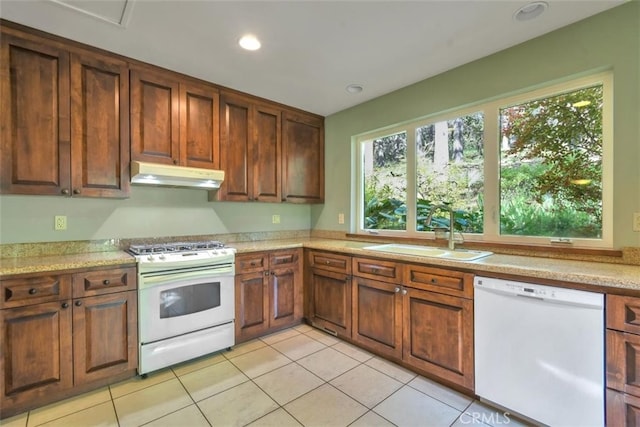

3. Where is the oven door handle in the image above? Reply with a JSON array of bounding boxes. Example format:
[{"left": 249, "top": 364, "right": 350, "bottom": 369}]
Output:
[{"left": 140, "top": 267, "right": 233, "bottom": 289}]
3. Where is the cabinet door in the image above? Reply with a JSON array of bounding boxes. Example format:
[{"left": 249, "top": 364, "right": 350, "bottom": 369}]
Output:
[
  {"left": 269, "top": 266, "right": 301, "bottom": 330},
  {"left": 282, "top": 111, "right": 324, "bottom": 203},
  {"left": 180, "top": 82, "right": 220, "bottom": 170},
  {"left": 72, "top": 291, "right": 137, "bottom": 385},
  {"left": 252, "top": 104, "right": 281, "bottom": 202},
  {"left": 309, "top": 268, "right": 351, "bottom": 337},
  {"left": 130, "top": 68, "right": 180, "bottom": 165},
  {"left": 0, "top": 34, "right": 71, "bottom": 196},
  {"left": 0, "top": 301, "right": 73, "bottom": 413},
  {"left": 219, "top": 94, "right": 252, "bottom": 200},
  {"left": 70, "top": 52, "right": 129, "bottom": 198},
  {"left": 403, "top": 287, "right": 474, "bottom": 390},
  {"left": 235, "top": 271, "right": 269, "bottom": 342},
  {"left": 352, "top": 277, "right": 403, "bottom": 360}
]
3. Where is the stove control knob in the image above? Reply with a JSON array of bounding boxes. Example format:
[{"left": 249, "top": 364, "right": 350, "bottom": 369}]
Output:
[
  {"left": 220, "top": 250, "right": 227, "bottom": 255},
  {"left": 159, "top": 255, "right": 166, "bottom": 260},
  {"left": 147, "top": 255, "right": 154, "bottom": 261}
]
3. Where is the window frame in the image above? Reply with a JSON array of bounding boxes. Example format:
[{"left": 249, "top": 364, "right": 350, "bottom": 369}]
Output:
[{"left": 354, "top": 72, "right": 613, "bottom": 249}]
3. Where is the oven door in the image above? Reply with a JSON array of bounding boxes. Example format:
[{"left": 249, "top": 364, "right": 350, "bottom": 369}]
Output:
[{"left": 138, "top": 265, "right": 234, "bottom": 344}]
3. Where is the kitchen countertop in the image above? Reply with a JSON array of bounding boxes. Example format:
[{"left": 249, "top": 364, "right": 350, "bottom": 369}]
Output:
[
  {"left": 0, "top": 251, "right": 136, "bottom": 277},
  {"left": 2, "top": 237, "right": 640, "bottom": 293},
  {"left": 233, "top": 238, "right": 640, "bottom": 292}
]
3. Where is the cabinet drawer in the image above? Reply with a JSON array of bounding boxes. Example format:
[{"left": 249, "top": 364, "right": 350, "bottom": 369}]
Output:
[
  {"left": 72, "top": 267, "right": 137, "bottom": 297},
  {"left": 236, "top": 253, "right": 269, "bottom": 273},
  {"left": 1, "top": 274, "right": 72, "bottom": 308},
  {"left": 607, "top": 388, "right": 640, "bottom": 427},
  {"left": 404, "top": 264, "right": 473, "bottom": 298},
  {"left": 352, "top": 257, "right": 403, "bottom": 283},
  {"left": 607, "top": 295, "right": 640, "bottom": 334},
  {"left": 270, "top": 249, "right": 300, "bottom": 268},
  {"left": 607, "top": 329, "right": 640, "bottom": 398},
  {"left": 308, "top": 251, "right": 351, "bottom": 274}
]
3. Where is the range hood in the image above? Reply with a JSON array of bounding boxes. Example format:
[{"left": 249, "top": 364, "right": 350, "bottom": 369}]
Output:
[{"left": 131, "top": 161, "right": 224, "bottom": 189}]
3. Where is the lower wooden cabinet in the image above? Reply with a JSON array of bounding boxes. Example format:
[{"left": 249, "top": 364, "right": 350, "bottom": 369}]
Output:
[
  {"left": 402, "top": 287, "right": 473, "bottom": 390},
  {"left": 607, "top": 294, "right": 640, "bottom": 425},
  {"left": 0, "top": 300, "right": 74, "bottom": 412},
  {"left": 235, "top": 249, "right": 302, "bottom": 342},
  {"left": 0, "top": 266, "right": 137, "bottom": 418},
  {"left": 306, "top": 251, "right": 352, "bottom": 338},
  {"left": 352, "top": 276, "right": 403, "bottom": 359},
  {"left": 351, "top": 256, "right": 474, "bottom": 391},
  {"left": 73, "top": 291, "right": 138, "bottom": 385}
]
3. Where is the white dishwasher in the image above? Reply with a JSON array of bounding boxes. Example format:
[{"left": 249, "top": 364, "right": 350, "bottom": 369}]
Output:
[{"left": 474, "top": 276, "right": 604, "bottom": 426}]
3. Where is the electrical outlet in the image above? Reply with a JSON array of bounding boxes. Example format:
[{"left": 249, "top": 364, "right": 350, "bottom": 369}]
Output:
[
  {"left": 272, "top": 214, "right": 281, "bottom": 224},
  {"left": 338, "top": 213, "right": 345, "bottom": 224},
  {"left": 634, "top": 212, "right": 640, "bottom": 232},
  {"left": 54, "top": 215, "right": 67, "bottom": 231}
]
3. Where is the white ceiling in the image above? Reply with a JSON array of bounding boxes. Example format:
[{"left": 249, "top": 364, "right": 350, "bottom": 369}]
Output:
[{"left": 0, "top": 0, "right": 625, "bottom": 116}]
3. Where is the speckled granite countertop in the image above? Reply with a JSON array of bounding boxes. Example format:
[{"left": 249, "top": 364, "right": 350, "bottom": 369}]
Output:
[
  {"left": 233, "top": 238, "right": 640, "bottom": 293},
  {"left": 0, "top": 251, "right": 136, "bottom": 277},
  {"left": 2, "top": 237, "right": 639, "bottom": 293}
]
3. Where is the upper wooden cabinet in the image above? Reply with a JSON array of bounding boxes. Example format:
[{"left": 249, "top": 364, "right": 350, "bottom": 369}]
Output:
[
  {"left": 130, "top": 67, "right": 220, "bottom": 169},
  {"left": 218, "top": 93, "right": 281, "bottom": 202},
  {"left": 0, "top": 30, "right": 129, "bottom": 197},
  {"left": 282, "top": 111, "right": 325, "bottom": 203}
]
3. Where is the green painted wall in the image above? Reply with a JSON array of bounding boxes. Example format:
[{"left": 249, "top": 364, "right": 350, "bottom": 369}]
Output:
[
  {"left": 0, "top": 187, "right": 310, "bottom": 243},
  {"left": 314, "top": 1, "right": 640, "bottom": 248}
]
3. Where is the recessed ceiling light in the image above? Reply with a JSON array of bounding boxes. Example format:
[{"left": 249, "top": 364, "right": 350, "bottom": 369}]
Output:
[
  {"left": 346, "top": 84, "right": 363, "bottom": 94},
  {"left": 514, "top": 1, "right": 548, "bottom": 21},
  {"left": 239, "top": 34, "right": 261, "bottom": 51}
]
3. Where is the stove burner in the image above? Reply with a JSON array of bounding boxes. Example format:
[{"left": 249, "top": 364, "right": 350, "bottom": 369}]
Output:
[{"left": 129, "top": 240, "right": 225, "bottom": 255}]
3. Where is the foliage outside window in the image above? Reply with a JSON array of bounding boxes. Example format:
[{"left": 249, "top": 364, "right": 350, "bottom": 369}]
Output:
[{"left": 356, "top": 73, "right": 612, "bottom": 248}]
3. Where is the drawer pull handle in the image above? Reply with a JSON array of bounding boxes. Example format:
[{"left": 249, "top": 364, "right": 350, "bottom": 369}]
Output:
[
  {"left": 75, "top": 300, "right": 82, "bottom": 307},
  {"left": 28, "top": 288, "right": 37, "bottom": 295},
  {"left": 103, "top": 279, "right": 110, "bottom": 285},
  {"left": 250, "top": 262, "right": 256, "bottom": 266},
  {"left": 61, "top": 302, "right": 69, "bottom": 309}
]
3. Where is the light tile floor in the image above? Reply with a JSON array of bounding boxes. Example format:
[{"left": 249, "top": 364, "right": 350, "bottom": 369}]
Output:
[{"left": 1, "top": 324, "right": 529, "bottom": 427}]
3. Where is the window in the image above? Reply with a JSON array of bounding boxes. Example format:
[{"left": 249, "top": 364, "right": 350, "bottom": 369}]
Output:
[{"left": 355, "top": 72, "right": 612, "bottom": 248}]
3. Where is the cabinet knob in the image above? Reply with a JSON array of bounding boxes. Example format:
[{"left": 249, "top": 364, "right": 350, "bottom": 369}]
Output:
[
  {"left": 402, "top": 289, "right": 407, "bottom": 295},
  {"left": 103, "top": 279, "right": 110, "bottom": 285},
  {"left": 173, "top": 159, "right": 178, "bottom": 165},
  {"left": 325, "top": 261, "right": 330, "bottom": 265},
  {"left": 395, "top": 287, "right": 400, "bottom": 293},
  {"left": 264, "top": 271, "right": 269, "bottom": 276},
  {"left": 61, "top": 188, "right": 70, "bottom": 195},
  {"left": 28, "top": 288, "right": 37, "bottom": 295},
  {"left": 75, "top": 300, "right": 82, "bottom": 307},
  {"left": 431, "top": 278, "right": 438, "bottom": 284},
  {"left": 61, "top": 302, "right": 69, "bottom": 309},
  {"left": 73, "top": 188, "right": 81, "bottom": 195}
]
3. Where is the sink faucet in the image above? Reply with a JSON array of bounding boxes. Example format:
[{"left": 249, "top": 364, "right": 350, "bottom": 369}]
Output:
[{"left": 425, "top": 203, "right": 457, "bottom": 250}]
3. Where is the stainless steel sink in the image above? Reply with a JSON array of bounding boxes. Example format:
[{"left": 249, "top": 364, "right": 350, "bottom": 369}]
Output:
[{"left": 363, "top": 243, "right": 493, "bottom": 261}]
